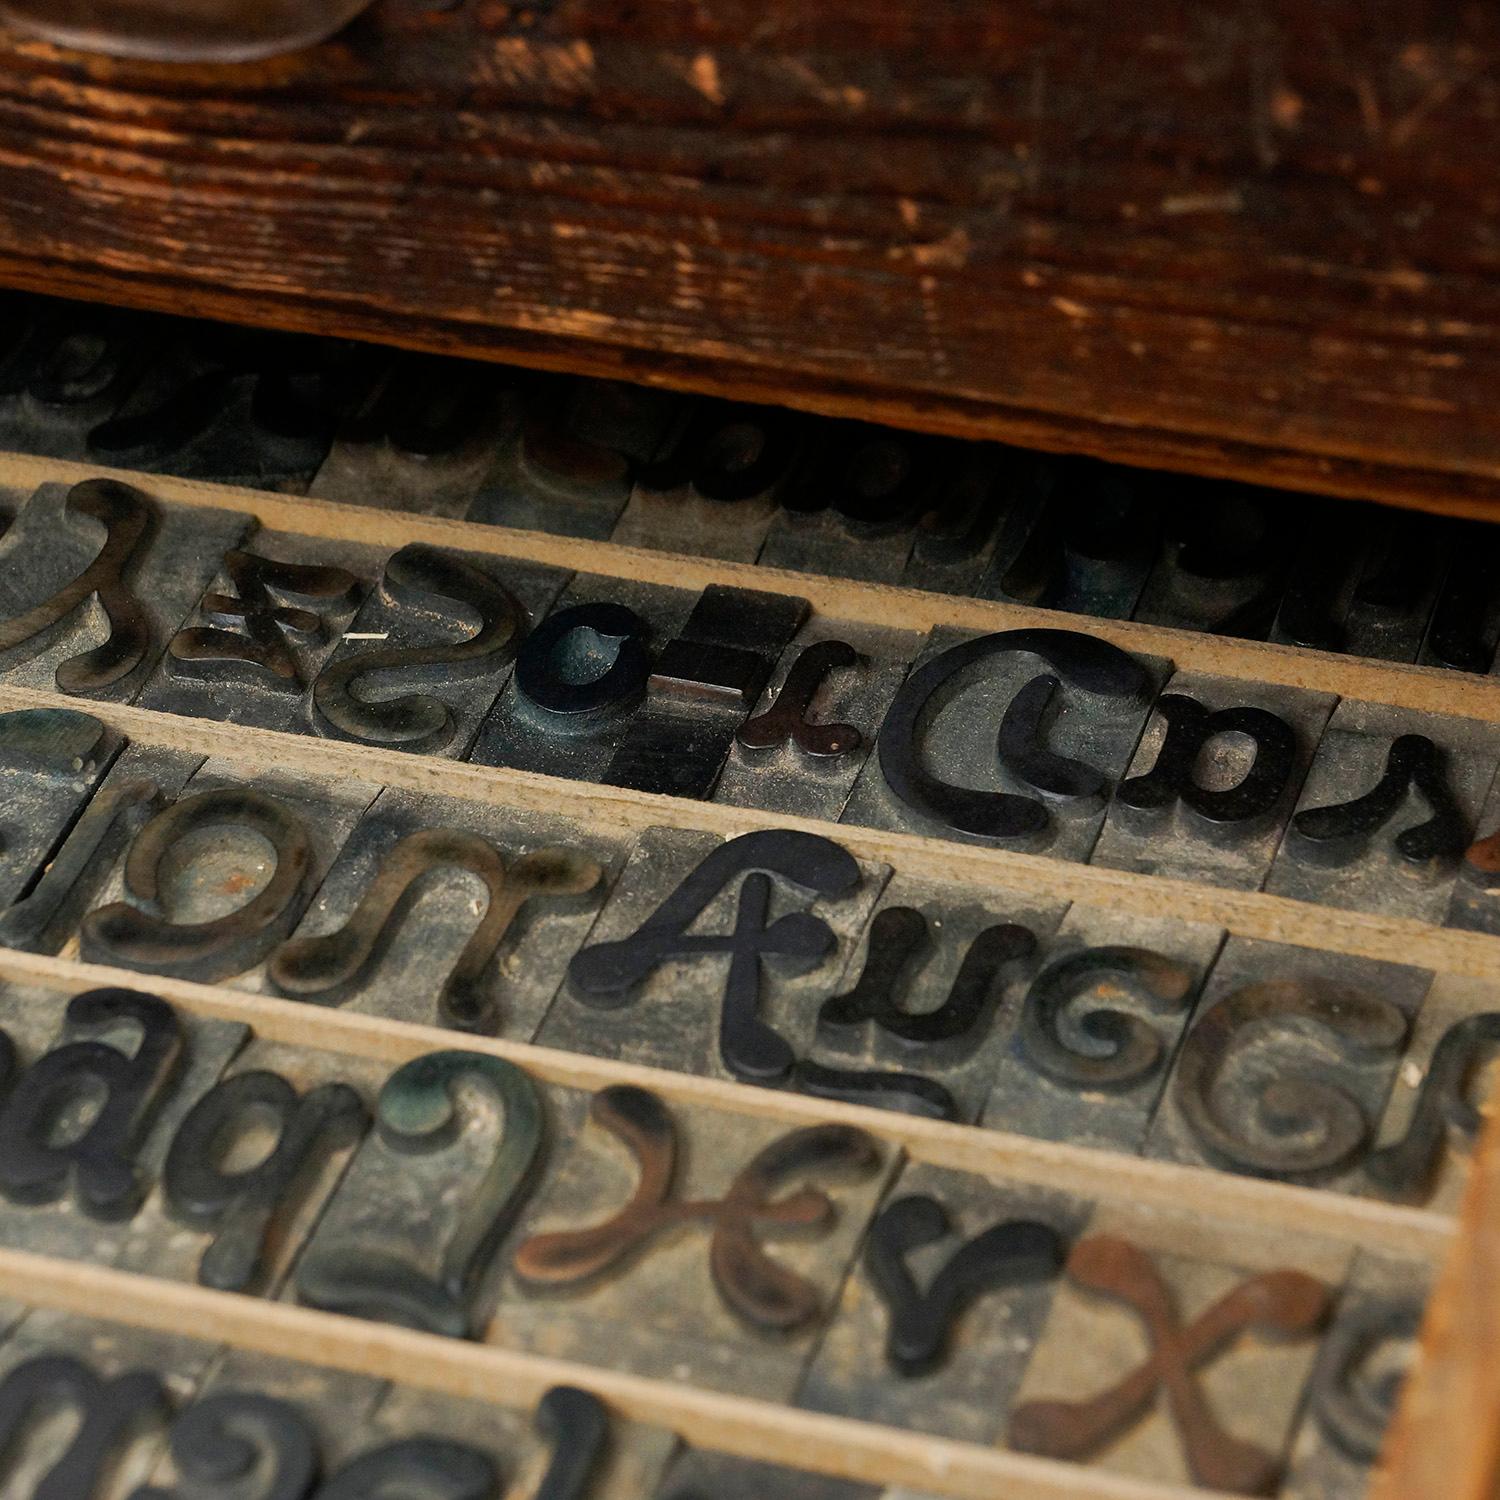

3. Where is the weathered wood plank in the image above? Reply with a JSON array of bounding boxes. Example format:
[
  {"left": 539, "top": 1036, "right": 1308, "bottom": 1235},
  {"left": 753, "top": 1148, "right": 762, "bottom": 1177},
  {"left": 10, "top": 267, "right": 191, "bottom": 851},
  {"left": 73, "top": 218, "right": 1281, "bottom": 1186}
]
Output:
[{"left": 2, "top": 4, "right": 1500, "bottom": 514}]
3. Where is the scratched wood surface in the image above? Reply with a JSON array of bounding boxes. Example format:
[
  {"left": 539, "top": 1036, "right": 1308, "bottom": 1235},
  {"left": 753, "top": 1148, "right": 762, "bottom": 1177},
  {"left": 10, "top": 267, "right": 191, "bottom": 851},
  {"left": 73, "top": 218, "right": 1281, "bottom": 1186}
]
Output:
[{"left": 3, "top": 4, "right": 1500, "bottom": 517}]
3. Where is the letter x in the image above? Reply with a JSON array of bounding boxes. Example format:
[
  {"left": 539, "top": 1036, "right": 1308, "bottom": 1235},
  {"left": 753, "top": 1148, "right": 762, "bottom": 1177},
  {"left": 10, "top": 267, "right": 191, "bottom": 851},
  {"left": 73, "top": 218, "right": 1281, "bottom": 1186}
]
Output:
[{"left": 1009, "top": 1235, "right": 1329, "bottom": 1495}]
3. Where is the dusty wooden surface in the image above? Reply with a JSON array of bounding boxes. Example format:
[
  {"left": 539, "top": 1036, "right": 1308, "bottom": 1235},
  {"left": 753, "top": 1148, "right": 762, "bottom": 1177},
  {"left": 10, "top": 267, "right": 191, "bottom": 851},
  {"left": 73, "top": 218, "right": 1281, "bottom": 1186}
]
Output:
[{"left": 1, "top": 3, "right": 1500, "bottom": 515}]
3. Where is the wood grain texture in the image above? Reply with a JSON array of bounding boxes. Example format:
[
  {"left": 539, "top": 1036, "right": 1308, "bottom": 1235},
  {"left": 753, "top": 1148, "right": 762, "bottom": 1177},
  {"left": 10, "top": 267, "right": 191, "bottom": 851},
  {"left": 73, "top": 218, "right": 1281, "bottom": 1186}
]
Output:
[{"left": 2, "top": 4, "right": 1500, "bottom": 514}]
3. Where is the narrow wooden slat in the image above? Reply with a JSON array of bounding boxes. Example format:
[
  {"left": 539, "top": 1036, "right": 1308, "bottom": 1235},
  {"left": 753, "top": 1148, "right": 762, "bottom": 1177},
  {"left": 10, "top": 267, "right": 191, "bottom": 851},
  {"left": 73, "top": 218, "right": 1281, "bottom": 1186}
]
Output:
[
  {"left": 1372, "top": 1095, "right": 1500, "bottom": 1499},
  {"left": 0, "top": 945, "right": 1454, "bottom": 1259}
]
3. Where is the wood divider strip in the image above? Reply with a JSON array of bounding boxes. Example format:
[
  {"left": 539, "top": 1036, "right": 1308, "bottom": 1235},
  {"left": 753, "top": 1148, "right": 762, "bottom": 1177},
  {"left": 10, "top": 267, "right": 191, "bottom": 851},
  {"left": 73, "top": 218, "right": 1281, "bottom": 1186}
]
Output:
[
  {"left": 1372, "top": 1093, "right": 1500, "bottom": 1500},
  {"left": 3, "top": 679, "right": 1500, "bottom": 985},
  {"left": 0, "top": 945, "right": 1454, "bottom": 1259},
  {"left": 4, "top": 452, "right": 1500, "bottom": 725},
  {"left": 0, "top": 1246, "right": 1229, "bottom": 1500}
]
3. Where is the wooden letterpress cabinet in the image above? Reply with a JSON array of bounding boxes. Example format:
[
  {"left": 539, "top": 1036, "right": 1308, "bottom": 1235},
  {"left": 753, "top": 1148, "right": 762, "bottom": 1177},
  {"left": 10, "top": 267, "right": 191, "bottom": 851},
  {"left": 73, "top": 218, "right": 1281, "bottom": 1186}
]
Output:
[{"left": 0, "top": 4, "right": 1492, "bottom": 1498}]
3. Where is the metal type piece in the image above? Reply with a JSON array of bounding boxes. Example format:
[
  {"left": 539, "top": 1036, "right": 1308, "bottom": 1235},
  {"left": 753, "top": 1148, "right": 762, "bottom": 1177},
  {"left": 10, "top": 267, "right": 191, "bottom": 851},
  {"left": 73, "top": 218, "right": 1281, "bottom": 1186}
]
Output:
[
  {"left": 279, "top": 788, "right": 620, "bottom": 1039},
  {"left": 1421, "top": 521, "right": 1500, "bottom": 673},
  {"left": 0, "top": 477, "right": 150, "bottom": 695},
  {"left": 513, "top": 1085, "right": 880, "bottom": 1332},
  {"left": 534, "top": 1386, "right": 609, "bottom": 1500},
  {"left": 0, "top": 1352, "right": 168, "bottom": 1500},
  {"left": 1116, "top": 696, "right": 1296, "bottom": 825},
  {"left": 313, "top": 353, "right": 513, "bottom": 520},
  {"left": 984, "top": 905, "right": 1221, "bottom": 1153},
  {"left": 900, "top": 449, "right": 1014, "bottom": 597},
  {"left": 1287, "top": 735, "right": 1467, "bottom": 868},
  {"left": 863, "top": 1194, "right": 1064, "bottom": 1377},
  {"left": 133, "top": 1389, "right": 320, "bottom": 1500},
  {"left": 164, "top": 1071, "right": 370, "bottom": 1294},
  {"left": 1132, "top": 480, "right": 1287, "bottom": 638},
  {"left": 82, "top": 787, "right": 317, "bottom": 983},
  {"left": 1269, "top": 500, "right": 1367, "bottom": 654},
  {"left": 567, "top": 829, "right": 859, "bottom": 1084},
  {"left": 1017, "top": 946, "right": 1198, "bottom": 1091},
  {"left": 297, "top": 1050, "right": 542, "bottom": 1339},
  {"left": 269, "top": 833, "right": 600, "bottom": 1034},
  {"left": 1362, "top": 1012, "right": 1500, "bottom": 1203},
  {"left": 1008, "top": 1235, "right": 1330, "bottom": 1495},
  {"left": 976, "top": 456, "right": 1159, "bottom": 620},
  {"left": 168, "top": 551, "right": 365, "bottom": 693},
  {"left": 1309, "top": 1299, "right": 1421, "bottom": 1465},
  {"left": 1342, "top": 510, "right": 1449, "bottom": 663},
  {"left": 0, "top": 778, "right": 165, "bottom": 953},
  {"left": 469, "top": 575, "right": 693, "bottom": 787},
  {"left": 736, "top": 641, "right": 862, "bottom": 758},
  {"left": 313, "top": 544, "right": 530, "bottom": 755},
  {"left": 791, "top": 1061, "right": 959, "bottom": 1121},
  {"left": 0, "top": 987, "right": 181, "bottom": 1220},
  {"left": 797, "top": 1160, "right": 1083, "bottom": 1444},
  {"left": 852, "top": 626, "right": 1156, "bottom": 855},
  {"left": 1172, "top": 978, "right": 1408, "bottom": 1180},
  {"left": 1271, "top": 702, "right": 1500, "bottom": 921},
  {"left": 1091, "top": 672, "right": 1334, "bottom": 889},
  {"left": 612, "top": 400, "right": 801, "bottom": 562},
  {"left": 0, "top": 479, "right": 252, "bottom": 702},
  {"left": 469, "top": 376, "right": 672, "bottom": 540},
  {"left": 714, "top": 617, "right": 919, "bottom": 823},
  {"left": 601, "top": 586, "right": 809, "bottom": 800},
  {"left": 816, "top": 908, "right": 1034, "bottom": 1063},
  {"left": 314, "top": 1439, "right": 498, "bottom": 1500},
  {"left": 0, "top": 708, "right": 121, "bottom": 918},
  {"left": 514, "top": 602, "right": 650, "bottom": 723}
]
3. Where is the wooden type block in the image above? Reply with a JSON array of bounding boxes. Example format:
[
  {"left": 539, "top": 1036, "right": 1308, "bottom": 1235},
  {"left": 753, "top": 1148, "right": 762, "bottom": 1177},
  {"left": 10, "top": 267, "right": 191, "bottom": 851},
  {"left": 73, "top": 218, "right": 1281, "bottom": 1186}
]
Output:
[
  {"left": 1356, "top": 974, "right": 1500, "bottom": 1215},
  {"left": 0, "top": 741, "right": 204, "bottom": 958},
  {"left": 982, "top": 904, "right": 1225, "bottom": 1153},
  {"left": 114, "top": 1037, "right": 380, "bottom": 1295},
  {"left": 494, "top": 1087, "right": 891, "bottom": 1400},
  {"left": 1280, "top": 1253, "right": 1431, "bottom": 1500},
  {"left": 610, "top": 398, "right": 800, "bottom": 564},
  {"left": 310, "top": 353, "right": 517, "bottom": 519},
  {"left": 1090, "top": 670, "right": 1336, "bottom": 890},
  {"left": 311, "top": 547, "right": 569, "bottom": 759},
  {"left": 274, "top": 786, "right": 624, "bottom": 1038},
  {"left": 0, "top": 1305, "right": 220, "bottom": 1498},
  {"left": 797, "top": 1162, "right": 1084, "bottom": 1444},
  {"left": 1147, "top": 937, "right": 1434, "bottom": 1192},
  {"left": 0, "top": 707, "right": 122, "bottom": 909},
  {"left": 713, "top": 616, "right": 922, "bottom": 823},
  {"left": 842, "top": 624, "right": 1169, "bottom": 860},
  {"left": 1008, "top": 1203, "right": 1351, "bottom": 1494},
  {"left": 0, "top": 981, "right": 247, "bottom": 1272},
  {"left": 74, "top": 757, "right": 380, "bottom": 991},
  {"left": 468, "top": 572, "right": 700, "bottom": 786},
  {"left": 1265, "top": 702, "right": 1500, "bottom": 921},
  {"left": 535, "top": 825, "right": 888, "bottom": 1087},
  {"left": 138, "top": 527, "right": 385, "bottom": 734},
  {"left": 0, "top": 479, "right": 253, "bottom": 703},
  {"left": 799, "top": 872, "right": 1067, "bottom": 1125}
]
